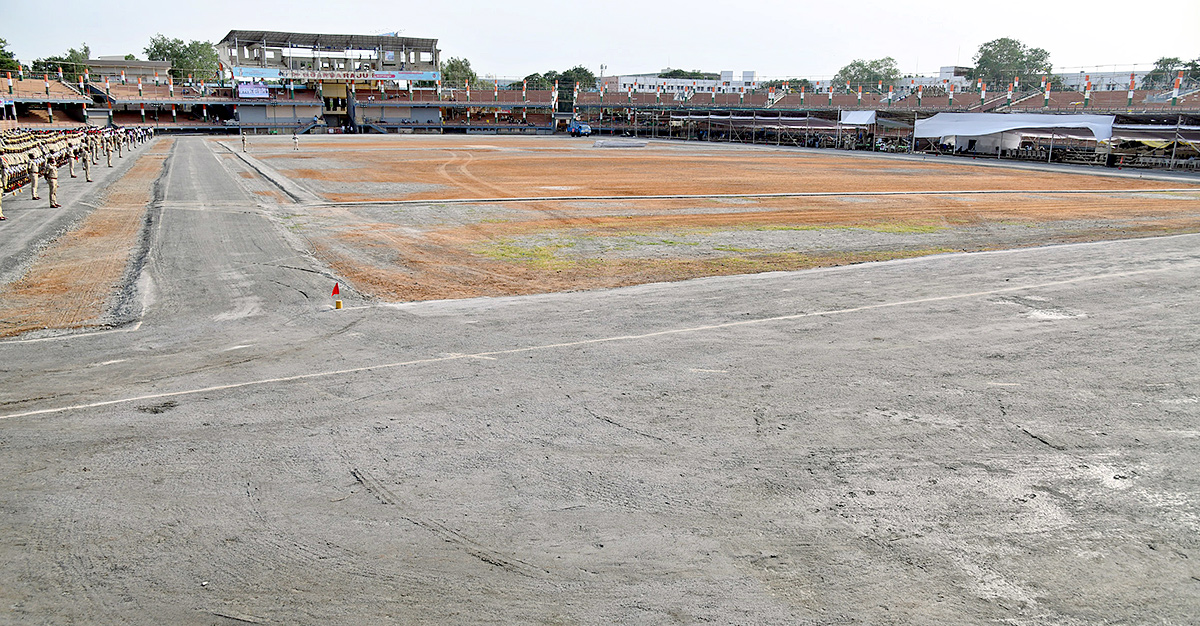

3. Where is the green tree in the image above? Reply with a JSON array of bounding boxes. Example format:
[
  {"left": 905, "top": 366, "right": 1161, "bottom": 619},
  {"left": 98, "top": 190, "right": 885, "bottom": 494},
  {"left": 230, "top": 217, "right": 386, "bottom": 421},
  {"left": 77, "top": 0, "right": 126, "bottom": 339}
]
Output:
[
  {"left": 513, "top": 72, "right": 551, "bottom": 90},
  {"left": 0, "top": 38, "right": 20, "bottom": 72},
  {"left": 760, "top": 78, "right": 812, "bottom": 91},
  {"left": 833, "top": 57, "right": 900, "bottom": 89},
  {"left": 440, "top": 57, "right": 487, "bottom": 90},
  {"left": 1140, "top": 56, "right": 1188, "bottom": 89},
  {"left": 144, "top": 34, "right": 218, "bottom": 79},
  {"left": 970, "top": 38, "right": 1051, "bottom": 88},
  {"left": 31, "top": 43, "right": 89, "bottom": 81},
  {"left": 658, "top": 68, "right": 717, "bottom": 80}
]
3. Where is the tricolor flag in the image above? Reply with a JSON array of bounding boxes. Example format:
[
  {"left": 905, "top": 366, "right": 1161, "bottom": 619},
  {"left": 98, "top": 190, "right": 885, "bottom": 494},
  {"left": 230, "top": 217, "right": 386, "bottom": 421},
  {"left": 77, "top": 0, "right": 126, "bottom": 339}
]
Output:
[
  {"left": 1043, "top": 80, "right": 1050, "bottom": 107},
  {"left": 493, "top": 79, "right": 498, "bottom": 101},
  {"left": 948, "top": 83, "right": 955, "bottom": 106},
  {"left": 1084, "top": 75, "right": 1091, "bottom": 107},
  {"left": 1128, "top": 72, "right": 1135, "bottom": 107},
  {"left": 856, "top": 85, "right": 861, "bottom": 104},
  {"left": 44, "top": 74, "right": 49, "bottom": 96},
  {"left": 800, "top": 85, "right": 805, "bottom": 105},
  {"left": 1172, "top": 71, "right": 1181, "bottom": 106},
  {"left": 121, "top": 70, "right": 126, "bottom": 84},
  {"left": 980, "top": 82, "right": 986, "bottom": 104},
  {"left": 57, "top": 66, "right": 63, "bottom": 81},
  {"left": 917, "top": 84, "right": 922, "bottom": 107},
  {"left": 465, "top": 79, "right": 470, "bottom": 101},
  {"left": 1006, "top": 82, "right": 1012, "bottom": 106},
  {"left": 154, "top": 71, "right": 159, "bottom": 86},
  {"left": 138, "top": 76, "right": 143, "bottom": 97},
  {"left": 887, "top": 84, "right": 893, "bottom": 106},
  {"left": 522, "top": 79, "right": 527, "bottom": 101}
]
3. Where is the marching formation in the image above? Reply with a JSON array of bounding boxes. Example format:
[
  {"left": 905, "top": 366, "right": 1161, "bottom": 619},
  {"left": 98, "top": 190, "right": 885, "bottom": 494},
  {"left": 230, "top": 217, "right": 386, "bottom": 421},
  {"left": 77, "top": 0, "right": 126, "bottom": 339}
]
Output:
[{"left": 0, "top": 126, "right": 153, "bottom": 220}]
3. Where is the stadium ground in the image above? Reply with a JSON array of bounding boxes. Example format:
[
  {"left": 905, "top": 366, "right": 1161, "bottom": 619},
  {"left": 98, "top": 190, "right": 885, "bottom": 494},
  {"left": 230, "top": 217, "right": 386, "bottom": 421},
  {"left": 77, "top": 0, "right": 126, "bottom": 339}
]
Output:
[{"left": 0, "top": 136, "right": 1197, "bottom": 624}]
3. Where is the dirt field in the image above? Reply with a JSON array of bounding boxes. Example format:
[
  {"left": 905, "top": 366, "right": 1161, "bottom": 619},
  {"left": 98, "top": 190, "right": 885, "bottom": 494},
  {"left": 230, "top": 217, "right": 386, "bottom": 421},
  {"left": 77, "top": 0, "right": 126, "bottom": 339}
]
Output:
[
  {"left": 247, "top": 136, "right": 1200, "bottom": 303},
  {"left": 0, "top": 140, "right": 171, "bottom": 337}
]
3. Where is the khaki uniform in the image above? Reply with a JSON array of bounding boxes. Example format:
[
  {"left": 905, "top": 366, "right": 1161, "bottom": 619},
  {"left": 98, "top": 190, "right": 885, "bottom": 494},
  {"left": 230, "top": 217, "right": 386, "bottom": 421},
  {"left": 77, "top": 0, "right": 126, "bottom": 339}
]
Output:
[
  {"left": 44, "top": 159, "right": 60, "bottom": 207},
  {"left": 30, "top": 160, "right": 39, "bottom": 199},
  {"left": 82, "top": 149, "right": 92, "bottom": 182},
  {"left": 105, "top": 138, "right": 113, "bottom": 167}
]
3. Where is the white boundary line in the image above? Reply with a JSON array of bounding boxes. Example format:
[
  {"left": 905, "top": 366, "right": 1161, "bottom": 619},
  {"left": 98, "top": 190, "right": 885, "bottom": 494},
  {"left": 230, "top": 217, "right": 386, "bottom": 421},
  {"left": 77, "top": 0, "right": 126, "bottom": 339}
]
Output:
[{"left": 2, "top": 260, "right": 1195, "bottom": 421}]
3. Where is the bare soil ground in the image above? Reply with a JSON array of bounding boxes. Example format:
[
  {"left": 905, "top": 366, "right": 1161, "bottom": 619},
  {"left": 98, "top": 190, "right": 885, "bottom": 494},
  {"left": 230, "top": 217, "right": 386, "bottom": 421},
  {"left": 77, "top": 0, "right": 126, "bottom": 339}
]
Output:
[
  {"left": 248, "top": 136, "right": 1200, "bottom": 302},
  {"left": 0, "top": 140, "right": 171, "bottom": 338}
]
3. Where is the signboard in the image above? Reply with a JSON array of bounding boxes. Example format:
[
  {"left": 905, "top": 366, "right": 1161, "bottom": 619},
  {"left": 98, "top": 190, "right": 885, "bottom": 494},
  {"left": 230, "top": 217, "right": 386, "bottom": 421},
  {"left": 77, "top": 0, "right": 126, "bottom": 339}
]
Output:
[
  {"left": 232, "top": 67, "right": 440, "bottom": 82},
  {"left": 237, "top": 83, "right": 270, "bottom": 98},
  {"left": 385, "top": 51, "right": 395, "bottom": 62}
]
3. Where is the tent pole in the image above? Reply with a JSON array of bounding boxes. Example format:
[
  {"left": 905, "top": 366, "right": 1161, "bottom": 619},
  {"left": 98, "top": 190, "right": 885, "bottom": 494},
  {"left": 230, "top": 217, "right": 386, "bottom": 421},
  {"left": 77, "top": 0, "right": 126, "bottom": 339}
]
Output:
[
  {"left": 1048, "top": 132, "right": 1054, "bottom": 164},
  {"left": 910, "top": 112, "right": 917, "bottom": 153},
  {"left": 1170, "top": 114, "right": 1181, "bottom": 170}
]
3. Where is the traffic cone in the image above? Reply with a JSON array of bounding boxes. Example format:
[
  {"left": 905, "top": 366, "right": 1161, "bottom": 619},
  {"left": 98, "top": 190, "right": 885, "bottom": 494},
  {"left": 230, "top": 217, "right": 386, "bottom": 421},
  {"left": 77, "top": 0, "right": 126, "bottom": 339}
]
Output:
[{"left": 333, "top": 283, "right": 342, "bottom": 309}]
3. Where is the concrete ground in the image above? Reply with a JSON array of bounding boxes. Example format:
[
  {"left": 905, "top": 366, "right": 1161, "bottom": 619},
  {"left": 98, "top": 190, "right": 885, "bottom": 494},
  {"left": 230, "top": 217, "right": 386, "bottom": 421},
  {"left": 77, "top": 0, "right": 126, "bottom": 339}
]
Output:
[{"left": 0, "top": 137, "right": 1197, "bottom": 625}]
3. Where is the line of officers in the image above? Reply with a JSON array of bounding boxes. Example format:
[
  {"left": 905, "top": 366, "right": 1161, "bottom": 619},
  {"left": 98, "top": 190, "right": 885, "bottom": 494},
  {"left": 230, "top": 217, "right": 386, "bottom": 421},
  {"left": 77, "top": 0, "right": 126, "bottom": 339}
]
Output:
[{"left": 0, "top": 126, "right": 154, "bottom": 221}]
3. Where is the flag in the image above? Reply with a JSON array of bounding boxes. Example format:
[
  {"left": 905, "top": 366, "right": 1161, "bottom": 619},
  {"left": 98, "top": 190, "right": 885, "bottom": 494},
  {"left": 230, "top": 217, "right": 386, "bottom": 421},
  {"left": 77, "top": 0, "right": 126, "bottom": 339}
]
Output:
[{"left": 1127, "top": 72, "right": 1135, "bottom": 107}]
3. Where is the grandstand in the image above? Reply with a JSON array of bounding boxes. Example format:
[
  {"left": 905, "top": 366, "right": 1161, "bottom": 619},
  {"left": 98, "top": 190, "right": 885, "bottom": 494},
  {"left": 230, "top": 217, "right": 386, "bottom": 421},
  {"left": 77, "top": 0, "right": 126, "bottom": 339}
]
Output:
[{"left": 2, "top": 29, "right": 1196, "bottom": 168}]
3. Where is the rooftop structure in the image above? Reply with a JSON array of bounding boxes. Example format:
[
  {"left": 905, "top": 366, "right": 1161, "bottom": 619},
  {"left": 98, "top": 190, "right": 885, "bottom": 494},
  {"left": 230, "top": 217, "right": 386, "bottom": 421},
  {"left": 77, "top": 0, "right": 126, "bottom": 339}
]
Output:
[{"left": 217, "top": 30, "right": 440, "bottom": 83}]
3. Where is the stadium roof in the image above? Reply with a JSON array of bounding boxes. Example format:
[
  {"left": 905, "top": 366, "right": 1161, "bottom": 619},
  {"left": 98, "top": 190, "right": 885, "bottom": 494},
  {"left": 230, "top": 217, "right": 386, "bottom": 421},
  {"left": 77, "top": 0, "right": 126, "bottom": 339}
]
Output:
[{"left": 219, "top": 30, "right": 437, "bottom": 51}]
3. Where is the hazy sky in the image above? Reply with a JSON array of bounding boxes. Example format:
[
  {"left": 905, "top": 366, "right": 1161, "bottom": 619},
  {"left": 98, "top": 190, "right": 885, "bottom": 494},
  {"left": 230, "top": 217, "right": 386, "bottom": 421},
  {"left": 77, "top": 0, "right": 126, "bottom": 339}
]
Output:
[{"left": 3, "top": 0, "right": 1198, "bottom": 79}]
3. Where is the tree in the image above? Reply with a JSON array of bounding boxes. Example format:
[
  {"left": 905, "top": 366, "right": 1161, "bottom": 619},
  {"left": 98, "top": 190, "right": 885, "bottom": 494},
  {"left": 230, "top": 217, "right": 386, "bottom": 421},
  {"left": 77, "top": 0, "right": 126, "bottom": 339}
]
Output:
[
  {"left": 0, "top": 38, "right": 19, "bottom": 72},
  {"left": 1139, "top": 56, "right": 1198, "bottom": 90},
  {"left": 513, "top": 72, "right": 551, "bottom": 90},
  {"left": 971, "top": 38, "right": 1051, "bottom": 88},
  {"left": 760, "top": 78, "right": 812, "bottom": 91},
  {"left": 31, "top": 43, "right": 90, "bottom": 82},
  {"left": 658, "top": 69, "right": 717, "bottom": 80},
  {"left": 144, "top": 34, "right": 218, "bottom": 79},
  {"left": 833, "top": 57, "right": 900, "bottom": 89},
  {"left": 440, "top": 57, "right": 485, "bottom": 89}
]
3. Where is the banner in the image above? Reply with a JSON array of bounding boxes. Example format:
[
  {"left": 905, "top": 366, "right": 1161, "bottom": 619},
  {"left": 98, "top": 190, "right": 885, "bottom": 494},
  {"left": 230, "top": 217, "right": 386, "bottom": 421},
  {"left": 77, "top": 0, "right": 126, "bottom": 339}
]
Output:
[
  {"left": 232, "top": 67, "right": 440, "bottom": 82},
  {"left": 237, "top": 83, "right": 270, "bottom": 98}
]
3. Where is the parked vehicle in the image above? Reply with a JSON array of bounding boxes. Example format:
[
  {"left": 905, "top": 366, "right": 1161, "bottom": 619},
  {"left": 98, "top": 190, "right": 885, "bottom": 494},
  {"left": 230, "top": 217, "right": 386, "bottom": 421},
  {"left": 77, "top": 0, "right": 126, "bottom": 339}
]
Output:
[{"left": 568, "top": 120, "right": 592, "bottom": 137}]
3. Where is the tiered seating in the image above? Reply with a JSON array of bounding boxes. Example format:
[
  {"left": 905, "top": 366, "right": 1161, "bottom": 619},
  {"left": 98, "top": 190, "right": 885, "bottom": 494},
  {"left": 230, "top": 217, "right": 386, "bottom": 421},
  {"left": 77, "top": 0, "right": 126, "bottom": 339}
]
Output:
[{"left": 8, "top": 78, "right": 87, "bottom": 100}]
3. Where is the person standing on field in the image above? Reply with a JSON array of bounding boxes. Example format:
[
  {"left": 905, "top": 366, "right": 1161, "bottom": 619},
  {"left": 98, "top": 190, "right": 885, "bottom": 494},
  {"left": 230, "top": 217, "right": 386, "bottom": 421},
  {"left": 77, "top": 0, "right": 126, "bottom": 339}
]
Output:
[{"left": 44, "top": 157, "right": 61, "bottom": 208}]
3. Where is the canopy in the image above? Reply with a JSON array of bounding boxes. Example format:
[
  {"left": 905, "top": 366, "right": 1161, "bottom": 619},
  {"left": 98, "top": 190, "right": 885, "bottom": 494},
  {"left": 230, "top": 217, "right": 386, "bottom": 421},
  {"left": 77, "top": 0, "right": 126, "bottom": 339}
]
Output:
[
  {"left": 915, "top": 112, "right": 1115, "bottom": 140},
  {"left": 840, "top": 111, "right": 877, "bottom": 125}
]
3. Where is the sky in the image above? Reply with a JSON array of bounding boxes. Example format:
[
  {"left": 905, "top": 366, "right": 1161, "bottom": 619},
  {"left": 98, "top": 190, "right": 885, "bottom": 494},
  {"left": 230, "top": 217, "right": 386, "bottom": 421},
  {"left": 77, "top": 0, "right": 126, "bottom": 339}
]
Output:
[{"left": 2, "top": 0, "right": 1198, "bottom": 80}]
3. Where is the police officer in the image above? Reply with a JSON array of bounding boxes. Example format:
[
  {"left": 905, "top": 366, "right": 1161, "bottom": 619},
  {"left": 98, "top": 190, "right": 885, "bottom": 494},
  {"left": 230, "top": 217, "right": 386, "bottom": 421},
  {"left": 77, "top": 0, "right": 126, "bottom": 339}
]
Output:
[
  {"left": 81, "top": 146, "right": 92, "bottom": 182},
  {"left": 105, "top": 135, "right": 113, "bottom": 168},
  {"left": 1, "top": 166, "right": 7, "bottom": 221},
  {"left": 44, "top": 156, "right": 61, "bottom": 208},
  {"left": 29, "top": 148, "right": 41, "bottom": 200}
]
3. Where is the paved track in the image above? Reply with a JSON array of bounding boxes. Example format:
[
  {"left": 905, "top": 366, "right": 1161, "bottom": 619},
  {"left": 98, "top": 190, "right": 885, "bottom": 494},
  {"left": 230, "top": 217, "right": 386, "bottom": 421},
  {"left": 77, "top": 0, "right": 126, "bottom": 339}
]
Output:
[{"left": 1, "top": 137, "right": 1197, "bottom": 624}]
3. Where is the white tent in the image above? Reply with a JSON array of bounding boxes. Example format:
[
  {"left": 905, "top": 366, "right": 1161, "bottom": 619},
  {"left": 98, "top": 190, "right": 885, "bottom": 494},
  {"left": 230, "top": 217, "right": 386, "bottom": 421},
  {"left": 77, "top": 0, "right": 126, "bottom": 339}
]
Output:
[
  {"left": 839, "top": 110, "right": 877, "bottom": 125},
  {"left": 915, "top": 112, "right": 1115, "bottom": 141}
]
